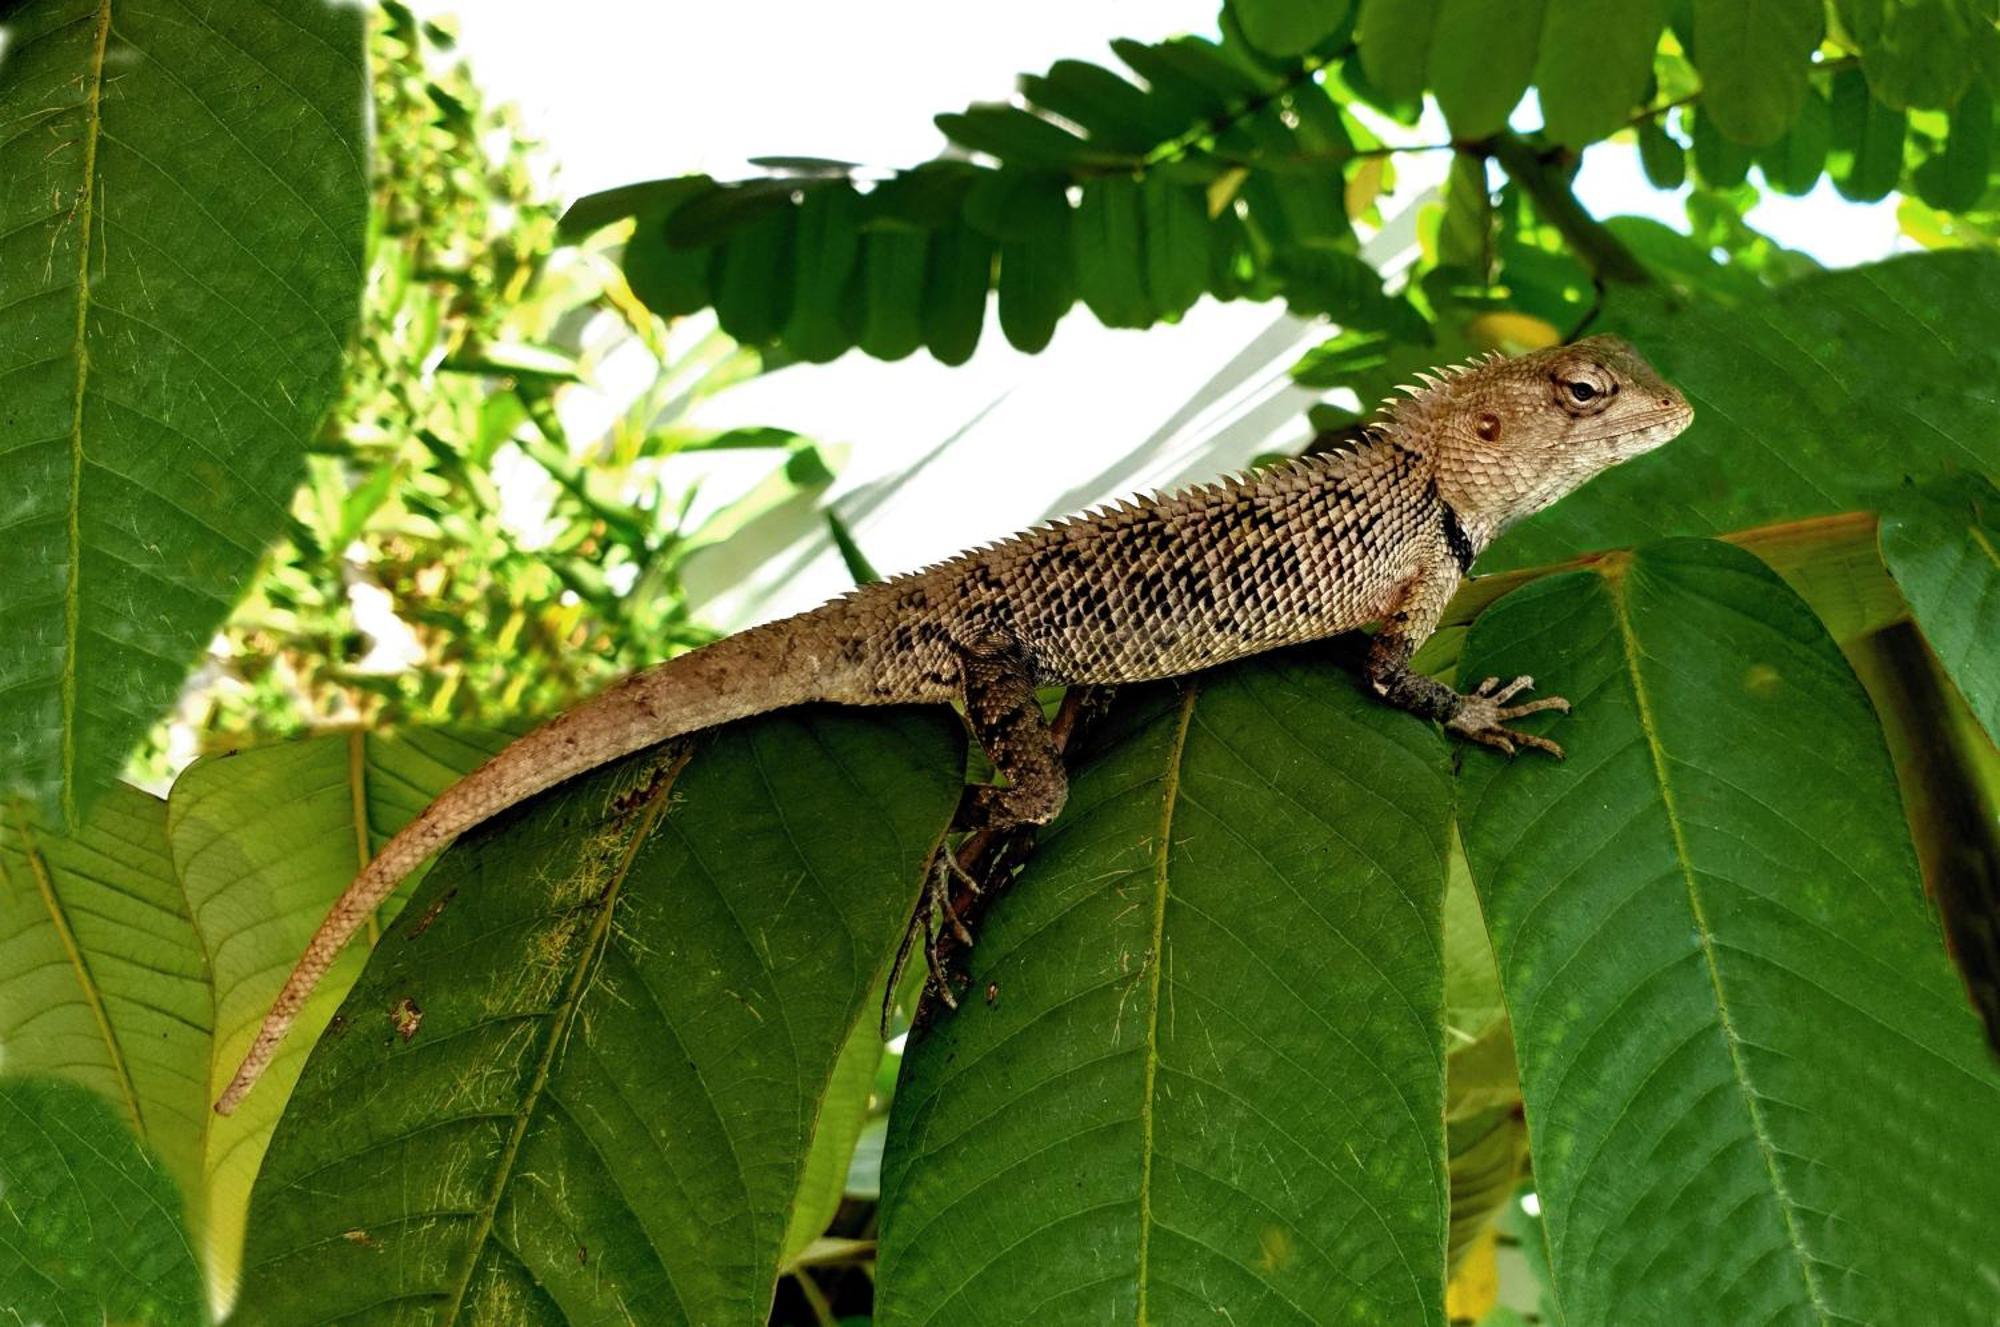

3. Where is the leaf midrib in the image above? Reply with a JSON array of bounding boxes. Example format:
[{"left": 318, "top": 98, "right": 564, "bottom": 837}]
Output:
[
  {"left": 1133, "top": 684, "right": 1197, "bottom": 1326},
  {"left": 1604, "top": 561, "right": 1834, "bottom": 1321},
  {"left": 12, "top": 805, "right": 145, "bottom": 1138},
  {"left": 59, "top": 0, "right": 113, "bottom": 826},
  {"left": 438, "top": 752, "right": 686, "bottom": 1324}
]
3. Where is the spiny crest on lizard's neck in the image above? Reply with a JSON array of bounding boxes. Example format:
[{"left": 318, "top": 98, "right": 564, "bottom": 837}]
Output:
[{"left": 1363, "top": 349, "right": 1507, "bottom": 446}]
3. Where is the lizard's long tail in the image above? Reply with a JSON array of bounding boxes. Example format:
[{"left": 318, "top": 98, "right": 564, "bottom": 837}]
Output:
[{"left": 214, "top": 611, "right": 858, "bottom": 1115}]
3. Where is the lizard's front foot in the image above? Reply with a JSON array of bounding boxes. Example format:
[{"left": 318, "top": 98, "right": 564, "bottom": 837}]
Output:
[{"left": 1448, "top": 675, "right": 1570, "bottom": 758}]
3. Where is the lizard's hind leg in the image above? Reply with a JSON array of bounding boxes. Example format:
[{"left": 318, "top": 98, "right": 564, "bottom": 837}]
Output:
[
  {"left": 884, "top": 635, "right": 1071, "bottom": 1031},
  {"left": 955, "top": 634, "right": 1069, "bottom": 829}
]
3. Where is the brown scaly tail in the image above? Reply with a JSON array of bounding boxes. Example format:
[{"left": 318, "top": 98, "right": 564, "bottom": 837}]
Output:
[{"left": 214, "top": 613, "right": 848, "bottom": 1114}]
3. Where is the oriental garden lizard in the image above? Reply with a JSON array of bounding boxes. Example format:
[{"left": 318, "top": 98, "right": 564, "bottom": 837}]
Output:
[{"left": 216, "top": 334, "right": 1693, "bottom": 1113}]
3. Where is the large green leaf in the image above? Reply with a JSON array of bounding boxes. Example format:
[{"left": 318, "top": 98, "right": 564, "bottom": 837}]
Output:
[
  {"left": 234, "top": 707, "right": 959, "bottom": 1325},
  {"left": 0, "top": 1076, "right": 206, "bottom": 1326},
  {"left": 0, "top": 0, "right": 368, "bottom": 822},
  {"left": 1880, "top": 472, "right": 2000, "bottom": 747},
  {"left": 1489, "top": 252, "right": 2000, "bottom": 571},
  {"left": 878, "top": 654, "right": 1452, "bottom": 1325},
  {"left": 165, "top": 726, "right": 511, "bottom": 1298},
  {"left": 0, "top": 785, "right": 208, "bottom": 1232},
  {"left": 1458, "top": 540, "right": 2000, "bottom": 1323}
]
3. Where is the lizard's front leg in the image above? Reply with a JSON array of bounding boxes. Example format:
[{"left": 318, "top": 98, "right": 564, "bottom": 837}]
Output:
[{"left": 1366, "top": 557, "right": 1571, "bottom": 757}]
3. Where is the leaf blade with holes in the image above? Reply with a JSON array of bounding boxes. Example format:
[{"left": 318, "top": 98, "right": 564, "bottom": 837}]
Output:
[
  {"left": 1457, "top": 539, "right": 2000, "bottom": 1323},
  {"left": 233, "top": 708, "right": 959, "bottom": 1325}
]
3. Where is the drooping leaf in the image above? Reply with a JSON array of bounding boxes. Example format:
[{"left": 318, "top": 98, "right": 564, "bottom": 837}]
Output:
[
  {"left": 879, "top": 653, "right": 1451, "bottom": 1326},
  {"left": 997, "top": 210, "right": 1078, "bottom": 354},
  {"left": 1688, "top": 104, "right": 1754, "bottom": 186},
  {"left": 0, "top": 0, "right": 368, "bottom": 822},
  {"left": 1358, "top": 0, "right": 1440, "bottom": 103},
  {"left": 1141, "top": 174, "right": 1209, "bottom": 318},
  {"left": 1075, "top": 175, "right": 1155, "bottom": 328},
  {"left": 1690, "top": 0, "right": 1823, "bottom": 145},
  {"left": 1829, "top": 66, "right": 1908, "bottom": 201},
  {"left": 1913, "top": 85, "right": 1995, "bottom": 212},
  {"left": 713, "top": 206, "right": 796, "bottom": 346},
  {"left": 165, "top": 726, "right": 512, "bottom": 1296},
  {"left": 0, "top": 1077, "right": 206, "bottom": 1326},
  {"left": 1459, "top": 539, "right": 2000, "bottom": 1323},
  {"left": 234, "top": 708, "right": 959, "bottom": 1325},
  {"left": 855, "top": 222, "right": 930, "bottom": 362},
  {"left": 1756, "top": 84, "right": 1832, "bottom": 194},
  {"left": 922, "top": 221, "right": 995, "bottom": 365},
  {"left": 782, "top": 184, "right": 865, "bottom": 363},
  {"left": 1488, "top": 252, "right": 2000, "bottom": 570},
  {"left": 1879, "top": 472, "right": 2000, "bottom": 747},
  {"left": 1438, "top": 152, "right": 1495, "bottom": 276},
  {"left": 1230, "top": 0, "right": 1352, "bottom": 58},
  {"left": 1430, "top": 0, "right": 1546, "bottom": 138},
  {"left": 622, "top": 217, "right": 714, "bottom": 319},
  {"left": 1535, "top": 0, "right": 1667, "bottom": 147},
  {"left": 1636, "top": 116, "right": 1688, "bottom": 189}
]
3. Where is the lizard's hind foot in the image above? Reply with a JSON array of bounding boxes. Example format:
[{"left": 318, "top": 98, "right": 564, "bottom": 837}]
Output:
[
  {"left": 1448, "top": 675, "right": 1571, "bottom": 758},
  {"left": 882, "top": 843, "right": 985, "bottom": 1034}
]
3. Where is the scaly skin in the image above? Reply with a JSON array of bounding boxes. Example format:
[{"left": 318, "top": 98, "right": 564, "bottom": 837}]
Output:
[{"left": 215, "top": 334, "right": 1693, "bottom": 1113}]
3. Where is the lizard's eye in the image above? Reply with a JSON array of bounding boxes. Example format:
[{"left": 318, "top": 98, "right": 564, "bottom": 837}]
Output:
[{"left": 1551, "top": 362, "right": 1615, "bottom": 416}]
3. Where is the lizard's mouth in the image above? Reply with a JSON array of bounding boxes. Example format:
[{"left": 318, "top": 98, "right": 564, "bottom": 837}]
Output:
[{"left": 1591, "top": 403, "right": 1695, "bottom": 456}]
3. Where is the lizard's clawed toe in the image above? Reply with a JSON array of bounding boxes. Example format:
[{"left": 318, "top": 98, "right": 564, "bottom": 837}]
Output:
[{"left": 1449, "top": 678, "right": 1570, "bottom": 759}]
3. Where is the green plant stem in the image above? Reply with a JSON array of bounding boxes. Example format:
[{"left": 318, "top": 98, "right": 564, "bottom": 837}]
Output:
[{"left": 1485, "top": 131, "right": 1650, "bottom": 285}]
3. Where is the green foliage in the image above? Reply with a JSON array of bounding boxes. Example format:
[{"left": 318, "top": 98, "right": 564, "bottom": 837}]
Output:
[
  {"left": 880, "top": 658, "right": 1452, "bottom": 1324},
  {"left": 1459, "top": 540, "right": 2000, "bottom": 1323},
  {"left": 0, "top": 0, "right": 368, "bottom": 824},
  {"left": 234, "top": 708, "right": 959, "bottom": 1324},
  {"left": 6, "top": 0, "right": 2000, "bottom": 1322},
  {"left": 0, "top": 1077, "right": 207, "bottom": 1325}
]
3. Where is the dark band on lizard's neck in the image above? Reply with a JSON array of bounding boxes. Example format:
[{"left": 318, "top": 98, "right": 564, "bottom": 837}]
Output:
[{"left": 1440, "top": 499, "right": 1477, "bottom": 575}]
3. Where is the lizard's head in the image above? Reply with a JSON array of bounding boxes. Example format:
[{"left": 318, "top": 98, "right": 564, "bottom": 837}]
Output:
[{"left": 1418, "top": 334, "right": 1694, "bottom": 539}]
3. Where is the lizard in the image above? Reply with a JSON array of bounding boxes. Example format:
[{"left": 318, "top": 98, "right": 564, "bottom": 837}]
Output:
[{"left": 214, "top": 333, "right": 1693, "bottom": 1114}]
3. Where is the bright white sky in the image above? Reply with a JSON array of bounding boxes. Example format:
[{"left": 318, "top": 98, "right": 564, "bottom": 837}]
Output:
[{"left": 403, "top": 2, "right": 1908, "bottom": 631}]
